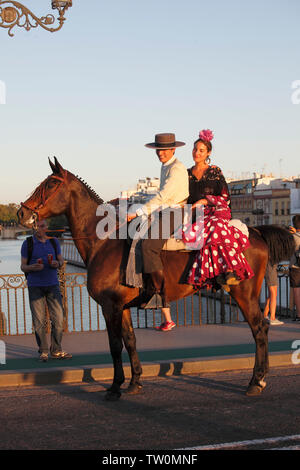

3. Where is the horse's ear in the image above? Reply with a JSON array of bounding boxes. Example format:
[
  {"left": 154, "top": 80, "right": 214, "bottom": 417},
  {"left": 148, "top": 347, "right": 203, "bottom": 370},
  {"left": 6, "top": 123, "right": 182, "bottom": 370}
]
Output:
[
  {"left": 49, "top": 157, "right": 57, "bottom": 173},
  {"left": 48, "top": 157, "right": 64, "bottom": 175}
]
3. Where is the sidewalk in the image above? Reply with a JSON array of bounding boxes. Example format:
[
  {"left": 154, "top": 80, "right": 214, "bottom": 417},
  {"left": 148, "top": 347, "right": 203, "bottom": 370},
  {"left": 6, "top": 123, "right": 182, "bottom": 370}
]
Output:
[{"left": 0, "top": 321, "right": 299, "bottom": 387}]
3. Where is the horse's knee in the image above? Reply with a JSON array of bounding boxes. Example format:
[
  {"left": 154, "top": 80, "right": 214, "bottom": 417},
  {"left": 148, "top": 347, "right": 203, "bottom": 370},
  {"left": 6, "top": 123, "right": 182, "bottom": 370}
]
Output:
[{"left": 251, "top": 316, "right": 269, "bottom": 339}]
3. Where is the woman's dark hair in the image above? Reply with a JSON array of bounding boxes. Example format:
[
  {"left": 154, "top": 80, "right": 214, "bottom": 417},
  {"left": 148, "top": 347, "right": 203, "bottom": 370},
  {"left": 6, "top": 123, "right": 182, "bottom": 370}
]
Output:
[
  {"left": 194, "top": 138, "right": 212, "bottom": 153},
  {"left": 292, "top": 215, "right": 300, "bottom": 230}
]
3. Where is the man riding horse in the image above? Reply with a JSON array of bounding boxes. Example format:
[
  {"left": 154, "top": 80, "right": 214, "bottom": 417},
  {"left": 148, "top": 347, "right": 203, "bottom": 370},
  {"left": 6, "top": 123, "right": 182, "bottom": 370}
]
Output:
[{"left": 127, "top": 132, "right": 189, "bottom": 309}]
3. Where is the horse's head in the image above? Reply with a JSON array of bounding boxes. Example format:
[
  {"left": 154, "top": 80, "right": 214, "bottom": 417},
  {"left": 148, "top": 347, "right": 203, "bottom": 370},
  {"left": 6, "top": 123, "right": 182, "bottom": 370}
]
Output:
[{"left": 18, "top": 157, "right": 69, "bottom": 228}]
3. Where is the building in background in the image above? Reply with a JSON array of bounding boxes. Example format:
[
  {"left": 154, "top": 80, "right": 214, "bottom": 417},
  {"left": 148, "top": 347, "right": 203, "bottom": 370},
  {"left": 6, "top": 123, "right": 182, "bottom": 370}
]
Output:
[
  {"left": 228, "top": 174, "right": 300, "bottom": 226},
  {"left": 227, "top": 176, "right": 257, "bottom": 226},
  {"left": 290, "top": 179, "right": 300, "bottom": 218},
  {"left": 120, "top": 177, "right": 160, "bottom": 204}
]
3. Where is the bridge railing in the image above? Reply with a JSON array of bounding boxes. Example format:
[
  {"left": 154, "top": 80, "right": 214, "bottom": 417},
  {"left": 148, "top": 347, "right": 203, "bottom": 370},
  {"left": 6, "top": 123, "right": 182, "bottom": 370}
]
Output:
[
  {"left": 0, "top": 224, "right": 32, "bottom": 239},
  {"left": 0, "top": 263, "right": 296, "bottom": 336}
]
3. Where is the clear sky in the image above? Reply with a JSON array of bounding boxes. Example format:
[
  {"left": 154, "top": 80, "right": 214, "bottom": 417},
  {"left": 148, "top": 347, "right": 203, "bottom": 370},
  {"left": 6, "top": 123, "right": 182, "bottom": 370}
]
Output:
[{"left": 1, "top": 0, "right": 300, "bottom": 204}]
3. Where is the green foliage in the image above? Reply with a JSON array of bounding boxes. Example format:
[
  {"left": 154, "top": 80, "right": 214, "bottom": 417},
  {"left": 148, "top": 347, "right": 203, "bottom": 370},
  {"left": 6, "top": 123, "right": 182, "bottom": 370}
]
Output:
[{"left": 0, "top": 203, "right": 19, "bottom": 223}]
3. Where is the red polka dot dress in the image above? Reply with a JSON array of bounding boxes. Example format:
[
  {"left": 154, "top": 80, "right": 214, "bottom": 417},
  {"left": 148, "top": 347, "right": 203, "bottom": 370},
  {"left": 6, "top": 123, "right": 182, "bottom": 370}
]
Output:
[{"left": 182, "top": 166, "right": 254, "bottom": 289}]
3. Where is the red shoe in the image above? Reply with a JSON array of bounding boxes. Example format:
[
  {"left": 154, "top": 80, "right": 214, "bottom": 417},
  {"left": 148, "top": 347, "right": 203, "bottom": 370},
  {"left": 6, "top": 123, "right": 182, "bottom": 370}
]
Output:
[{"left": 156, "top": 321, "right": 176, "bottom": 332}]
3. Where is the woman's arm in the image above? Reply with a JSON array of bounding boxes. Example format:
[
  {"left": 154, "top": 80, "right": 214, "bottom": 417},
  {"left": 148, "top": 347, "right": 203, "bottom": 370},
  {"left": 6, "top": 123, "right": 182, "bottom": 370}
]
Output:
[{"left": 191, "top": 199, "right": 208, "bottom": 209}]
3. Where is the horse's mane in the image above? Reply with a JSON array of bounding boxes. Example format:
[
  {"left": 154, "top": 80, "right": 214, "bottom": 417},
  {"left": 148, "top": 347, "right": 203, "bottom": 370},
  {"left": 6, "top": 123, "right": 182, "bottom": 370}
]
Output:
[
  {"left": 27, "top": 170, "right": 105, "bottom": 209},
  {"left": 73, "top": 173, "right": 104, "bottom": 205}
]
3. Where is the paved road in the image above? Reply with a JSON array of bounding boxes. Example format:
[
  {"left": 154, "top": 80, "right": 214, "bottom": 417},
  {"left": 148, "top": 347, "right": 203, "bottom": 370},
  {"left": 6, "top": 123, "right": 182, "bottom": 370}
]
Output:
[{"left": 1, "top": 365, "right": 300, "bottom": 451}]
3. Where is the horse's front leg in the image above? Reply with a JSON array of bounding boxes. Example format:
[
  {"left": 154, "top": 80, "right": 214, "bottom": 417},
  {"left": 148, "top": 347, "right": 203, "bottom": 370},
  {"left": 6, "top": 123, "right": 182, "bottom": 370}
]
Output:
[
  {"left": 102, "top": 306, "right": 125, "bottom": 401},
  {"left": 122, "top": 309, "right": 143, "bottom": 394},
  {"left": 230, "top": 286, "right": 269, "bottom": 396}
]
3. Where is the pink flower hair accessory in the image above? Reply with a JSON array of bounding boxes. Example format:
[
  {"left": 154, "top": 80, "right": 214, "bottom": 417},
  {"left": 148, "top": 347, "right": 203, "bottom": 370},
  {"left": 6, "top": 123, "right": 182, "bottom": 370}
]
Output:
[{"left": 199, "top": 129, "right": 214, "bottom": 142}]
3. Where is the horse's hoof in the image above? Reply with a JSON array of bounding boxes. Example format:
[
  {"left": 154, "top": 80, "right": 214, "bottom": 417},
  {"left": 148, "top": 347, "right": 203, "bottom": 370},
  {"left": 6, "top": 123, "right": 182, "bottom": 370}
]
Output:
[
  {"left": 246, "top": 381, "right": 266, "bottom": 396},
  {"left": 104, "top": 390, "right": 121, "bottom": 401},
  {"left": 106, "top": 381, "right": 125, "bottom": 393},
  {"left": 124, "top": 383, "right": 143, "bottom": 395}
]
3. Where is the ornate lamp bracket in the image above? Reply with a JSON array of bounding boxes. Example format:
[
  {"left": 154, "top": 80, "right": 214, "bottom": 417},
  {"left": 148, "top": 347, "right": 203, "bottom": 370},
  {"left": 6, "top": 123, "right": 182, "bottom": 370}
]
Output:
[{"left": 0, "top": 1, "right": 72, "bottom": 36}]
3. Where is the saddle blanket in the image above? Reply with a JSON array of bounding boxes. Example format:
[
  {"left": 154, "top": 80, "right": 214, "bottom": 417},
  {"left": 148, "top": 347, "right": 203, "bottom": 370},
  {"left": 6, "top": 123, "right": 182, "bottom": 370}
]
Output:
[{"left": 162, "top": 219, "right": 249, "bottom": 251}]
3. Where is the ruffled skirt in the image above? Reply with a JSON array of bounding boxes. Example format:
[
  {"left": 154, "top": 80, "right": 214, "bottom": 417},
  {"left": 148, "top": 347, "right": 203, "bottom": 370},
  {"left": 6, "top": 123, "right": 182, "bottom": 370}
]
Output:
[{"left": 182, "top": 209, "right": 254, "bottom": 288}]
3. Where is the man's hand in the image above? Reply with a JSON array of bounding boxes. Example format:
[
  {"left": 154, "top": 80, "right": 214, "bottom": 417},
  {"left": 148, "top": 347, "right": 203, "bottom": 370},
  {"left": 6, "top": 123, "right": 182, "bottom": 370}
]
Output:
[
  {"left": 30, "top": 263, "right": 44, "bottom": 272},
  {"left": 127, "top": 213, "right": 137, "bottom": 222},
  {"left": 49, "top": 260, "right": 60, "bottom": 269}
]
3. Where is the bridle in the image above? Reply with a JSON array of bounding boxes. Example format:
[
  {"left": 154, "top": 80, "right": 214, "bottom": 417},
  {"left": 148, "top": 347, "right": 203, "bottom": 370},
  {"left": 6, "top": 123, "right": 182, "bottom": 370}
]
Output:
[
  {"left": 20, "top": 171, "right": 67, "bottom": 227},
  {"left": 20, "top": 170, "right": 96, "bottom": 241},
  {"left": 20, "top": 169, "right": 114, "bottom": 241}
]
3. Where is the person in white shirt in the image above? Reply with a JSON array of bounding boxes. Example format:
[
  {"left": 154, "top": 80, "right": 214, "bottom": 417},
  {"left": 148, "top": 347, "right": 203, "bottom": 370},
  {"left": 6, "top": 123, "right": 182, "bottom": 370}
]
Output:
[{"left": 127, "top": 133, "right": 189, "bottom": 311}]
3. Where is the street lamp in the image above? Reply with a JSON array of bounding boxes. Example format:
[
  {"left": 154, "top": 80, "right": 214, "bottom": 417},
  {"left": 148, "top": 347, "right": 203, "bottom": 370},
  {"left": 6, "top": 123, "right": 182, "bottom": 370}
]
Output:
[{"left": 0, "top": 0, "right": 73, "bottom": 36}]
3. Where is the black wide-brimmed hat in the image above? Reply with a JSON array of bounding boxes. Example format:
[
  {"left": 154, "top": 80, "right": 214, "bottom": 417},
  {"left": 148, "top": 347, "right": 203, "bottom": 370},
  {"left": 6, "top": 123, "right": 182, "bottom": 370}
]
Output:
[{"left": 145, "top": 133, "right": 185, "bottom": 149}]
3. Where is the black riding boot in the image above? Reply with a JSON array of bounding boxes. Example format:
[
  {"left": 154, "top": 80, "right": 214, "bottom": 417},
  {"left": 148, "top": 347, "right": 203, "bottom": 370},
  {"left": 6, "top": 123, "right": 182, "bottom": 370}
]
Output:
[{"left": 141, "top": 270, "right": 167, "bottom": 309}]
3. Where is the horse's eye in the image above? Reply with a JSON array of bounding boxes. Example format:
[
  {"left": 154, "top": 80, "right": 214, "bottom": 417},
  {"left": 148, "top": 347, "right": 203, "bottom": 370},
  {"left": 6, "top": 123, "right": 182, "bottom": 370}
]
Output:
[{"left": 47, "top": 179, "right": 58, "bottom": 189}]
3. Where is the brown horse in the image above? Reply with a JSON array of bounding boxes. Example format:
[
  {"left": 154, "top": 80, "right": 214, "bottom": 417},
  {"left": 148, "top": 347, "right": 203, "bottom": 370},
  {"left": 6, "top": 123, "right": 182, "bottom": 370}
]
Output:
[{"left": 18, "top": 157, "right": 295, "bottom": 400}]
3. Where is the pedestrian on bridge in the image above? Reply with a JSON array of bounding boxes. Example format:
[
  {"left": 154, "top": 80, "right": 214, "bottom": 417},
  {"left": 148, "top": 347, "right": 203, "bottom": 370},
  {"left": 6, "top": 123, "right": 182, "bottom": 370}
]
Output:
[
  {"left": 20, "top": 219, "right": 72, "bottom": 362},
  {"left": 263, "top": 262, "right": 283, "bottom": 326}
]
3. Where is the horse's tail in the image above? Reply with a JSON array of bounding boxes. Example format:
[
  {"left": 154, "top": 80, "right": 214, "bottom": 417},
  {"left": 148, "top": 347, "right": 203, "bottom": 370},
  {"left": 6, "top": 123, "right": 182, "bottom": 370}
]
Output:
[{"left": 254, "top": 225, "right": 295, "bottom": 265}]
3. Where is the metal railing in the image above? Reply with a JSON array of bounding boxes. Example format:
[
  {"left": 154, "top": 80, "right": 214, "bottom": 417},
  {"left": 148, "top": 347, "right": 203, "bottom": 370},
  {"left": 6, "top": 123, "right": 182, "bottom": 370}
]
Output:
[
  {"left": 0, "top": 263, "right": 296, "bottom": 336},
  {"left": 61, "top": 240, "right": 83, "bottom": 267}
]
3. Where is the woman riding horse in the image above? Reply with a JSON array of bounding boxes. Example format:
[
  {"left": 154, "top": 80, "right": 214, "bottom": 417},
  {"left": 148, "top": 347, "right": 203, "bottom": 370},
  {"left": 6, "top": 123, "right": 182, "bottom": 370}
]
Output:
[{"left": 182, "top": 129, "right": 254, "bottom": 291}]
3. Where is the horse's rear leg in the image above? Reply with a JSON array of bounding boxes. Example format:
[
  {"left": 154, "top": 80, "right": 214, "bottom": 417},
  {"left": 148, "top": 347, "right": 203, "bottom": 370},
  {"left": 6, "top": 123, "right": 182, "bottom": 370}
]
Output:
[
  {"left": 246, "top": 305, "right": 269, "bottom": 396},
  {"left": 102, "top": 306, "right": 125, "bottom": 401},
  {"left": 230, "top": 287, "right": 269, "bottom": 396},
  {"left": 122, "top": 309, "right": 143, "bottom": 394}
]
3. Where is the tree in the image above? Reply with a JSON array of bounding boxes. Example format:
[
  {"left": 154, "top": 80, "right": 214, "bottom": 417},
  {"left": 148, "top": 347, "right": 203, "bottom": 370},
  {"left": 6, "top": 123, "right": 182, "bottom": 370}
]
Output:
[{"left": 0, "top": 203, "right": 19, "bottom": 223}]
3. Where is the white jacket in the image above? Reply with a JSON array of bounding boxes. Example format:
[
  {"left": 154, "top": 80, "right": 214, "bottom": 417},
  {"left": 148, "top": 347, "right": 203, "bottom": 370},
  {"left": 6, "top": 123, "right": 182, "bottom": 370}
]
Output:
[{"left": 138, "top": 156, "right": 189, "bottom": 216}]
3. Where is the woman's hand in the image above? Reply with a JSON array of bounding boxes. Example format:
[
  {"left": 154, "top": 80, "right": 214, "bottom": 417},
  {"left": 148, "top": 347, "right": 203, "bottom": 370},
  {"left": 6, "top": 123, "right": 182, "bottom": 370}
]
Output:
[
  {"left": 127, "top": 213, "right": 137, "bottom": 222},
  {"left": 192, "top": 199, "right": 208, "bottom": 209}
]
